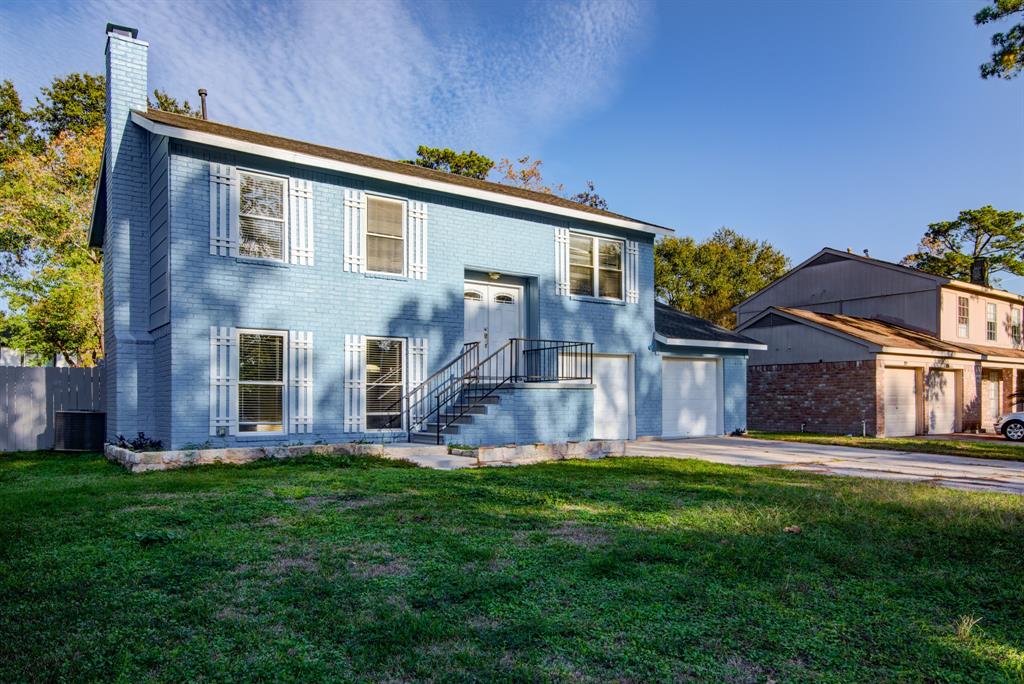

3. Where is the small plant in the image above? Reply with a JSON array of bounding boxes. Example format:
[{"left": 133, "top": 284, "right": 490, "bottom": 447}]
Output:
[
  {"left": 131, "top": 530, "right": 179, "bottom": 547},
  {"left": 114, "top": 432, "right": 164, "bottom": 452},
  {"left": 954, "top": 614, "right": 981, "bottom": 641},
  {"left": 447, "top": 443, "right": 476, "bottom": 453},
  {"left": 180, "top": 441, "right": 212, "bottom": 451}
]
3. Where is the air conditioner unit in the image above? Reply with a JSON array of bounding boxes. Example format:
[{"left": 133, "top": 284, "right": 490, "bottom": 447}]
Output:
[{"left": 54, "top": 411, "right": 105, "bottom": 451}]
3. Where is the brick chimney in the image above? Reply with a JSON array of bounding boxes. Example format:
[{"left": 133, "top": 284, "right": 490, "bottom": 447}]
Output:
[{"left": 102, "top": 24, "right": 152, "bottom": 440}]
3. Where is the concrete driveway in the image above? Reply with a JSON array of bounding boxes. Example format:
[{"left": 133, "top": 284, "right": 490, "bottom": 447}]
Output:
[{"left": 627, "top": 437, "right": 1024, "bottom": 495}]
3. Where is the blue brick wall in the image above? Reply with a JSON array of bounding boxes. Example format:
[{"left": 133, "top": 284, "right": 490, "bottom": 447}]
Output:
[
  {"left": 159, "top": 141, "right": 660, "bottom": 448},
  {"left": 103, "top": 30, "right": 155, "bottom": 442},
  {"left": 454, "top": 386, "right": 594, "bottom": 446},
  {"left": 723, "top": 355, "right": 748, "bottom": 433}
]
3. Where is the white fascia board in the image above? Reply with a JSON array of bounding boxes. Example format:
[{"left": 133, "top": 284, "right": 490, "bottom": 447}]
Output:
[
  {"left": 654, "top": 332, "right": 767, "bottom": 350},
  {"left": 131, "top": 112, "right": 672, "bottom": 236},
  {"left": 878, "top": 346, "right": 983, "bottom": 360}
]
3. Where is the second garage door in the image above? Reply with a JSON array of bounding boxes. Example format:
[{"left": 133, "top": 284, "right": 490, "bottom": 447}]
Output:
[
  {"left": 883, "top": 368, "right": 918, "bottom": 437},
  {"left": 662, "top": 358, "right": 720, "bottom": 438},
  {"left": 926, "top": 369, "right": 957, "bottom": 434},
  {"left": 593, "top": 355, "right": 631, "bottom": 440}
]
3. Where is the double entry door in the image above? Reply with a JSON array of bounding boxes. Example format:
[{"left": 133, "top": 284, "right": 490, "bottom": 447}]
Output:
[{"left": 464, "top": 282, "right": 524, "bottom": 361}]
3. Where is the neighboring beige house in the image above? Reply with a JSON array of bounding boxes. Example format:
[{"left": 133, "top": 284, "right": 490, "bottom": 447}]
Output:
[{"left": 735, "top": 247, "right": 1024, "bottom": 437}]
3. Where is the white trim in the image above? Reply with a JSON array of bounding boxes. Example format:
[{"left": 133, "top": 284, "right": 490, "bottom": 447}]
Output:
[
  {"left": 288, "top": 330, "right": 313, "bottom": 433},
  {"left": 625, "top": 240, "right": 639, "bottom": 304},
  {"left": 554, "top": 227, "right": 570, "bottom": 296},
  {"left": 288, "top": 178, "right": 314, "bottom": 266},
  {"left": 654, "top": 332, "right": 767, "bottom": 350},
  {"left": 209, "top": 325, "right": 237, "bottom": 436},
  {"left": 131, "top": 111, "right": 671, "bottom": 236},
  {"left": 343, "top": 334, "right": 366, "bottom": 432},
  {"left": 343, "top": 189, "right": 366, "bottom": 273},
  {"left": 408, "top": 201, "right": 428, "bottom": 280}
]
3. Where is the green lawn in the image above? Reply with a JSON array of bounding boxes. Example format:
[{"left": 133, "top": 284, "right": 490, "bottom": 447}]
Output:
[
  {"left": 748, "top": 430, "right": 1024, "bottom": 463},
  {"left": 2, "top": 452, "right": 1023, "bottom": 682}
]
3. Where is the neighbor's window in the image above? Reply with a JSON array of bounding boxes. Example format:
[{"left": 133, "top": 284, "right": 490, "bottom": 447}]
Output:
[
  {"left": 987, "top": 303, "right": 997, "bottom": 342},
  {"left": 568, "top": 232, "right": 623, "bottom": 300},
  {"left": 957, "top": 296, "right": 970, "bottom": 338},
  {"left": 366, "top": 196, "right": 405, "bottom": 274},
  {"left": 366, "top": 338, "right": 403, "bottom": 429},
  {"left": 239, "top": 171, "right": 286, "bottom": 260},
  {"left": 238, "top": 331, "right": 285, "bottom": 433},
  {"left": 1013, "top": 309, "right": 1021, "bottom": 344}
]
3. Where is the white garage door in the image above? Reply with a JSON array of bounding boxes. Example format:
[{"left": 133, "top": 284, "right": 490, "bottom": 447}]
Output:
[
  {"left": 662, "top": 358, "right": 719, "bottom": 438},
  {"left": 593, "top": 355, "right": 630, "bottom": 440},
  {"left": 883, "top": 368, "right": 917, "bottom": 437},
  {"left": 926, "top": 370, "right": 957, "bottom": 434}
]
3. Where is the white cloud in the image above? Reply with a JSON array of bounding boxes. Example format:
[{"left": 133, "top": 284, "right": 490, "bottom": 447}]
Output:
[{"left": 74, "top": 0, "right": 649, "bottom": 157}]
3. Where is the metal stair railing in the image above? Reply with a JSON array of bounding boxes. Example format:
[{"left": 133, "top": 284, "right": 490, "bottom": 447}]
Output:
[
  {"left": 381, "top": 342, "right": 479, "bottom": 434},
  {"left": 430, "top": 338, "right": 593, "bottom": 444}
]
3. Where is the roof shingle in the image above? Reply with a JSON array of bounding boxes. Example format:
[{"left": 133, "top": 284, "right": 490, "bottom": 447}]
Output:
[{"left": 655, "top": 303, "right": 762, "bottom": 345}]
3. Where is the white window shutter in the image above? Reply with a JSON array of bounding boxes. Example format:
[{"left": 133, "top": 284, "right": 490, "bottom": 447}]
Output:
[
  {"left": 289, "top": 179, "right": 314, "bottom": 266},
  {"left": 343, "top": 189, "right": 366, "bottom": 273},
  {"left": 408, "top": 201, "right": 428, "bottom": 280},
  {"left": 625, "top": 240, "right": 639, "bottom": 304},
  {"left": 209, "top": 162, "right": 239, "bottom": 257},
  {"left": 408, "top": 337, "right": 428, "bottom": 426},
  {"left": 343, "top": 334, "right": 366, "bottom": 432},
  {"left": 288, "top": 331, "right": 313, "bottom": 433},
  {"left": 209, "top": 325, "right": 238, "bottom": 436},
  {"left": 554, "top": 227, "right": 570, "bottom": 296}
]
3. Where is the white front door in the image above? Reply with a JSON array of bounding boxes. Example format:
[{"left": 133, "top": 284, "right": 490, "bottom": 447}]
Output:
[
  {"left": 661, "top": 358, "right": 720, "bottom": 438},
  {"left": 464, "top": 282, "right": 523, "bottom": 358},
  {"left": 593, "top": 355, "right": 631, "bottom": 440}
]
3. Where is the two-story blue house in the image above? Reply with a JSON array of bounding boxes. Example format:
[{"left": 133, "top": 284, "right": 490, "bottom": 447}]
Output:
[{"left": 90, "top": 25, "right": 763, "bottom": 452}]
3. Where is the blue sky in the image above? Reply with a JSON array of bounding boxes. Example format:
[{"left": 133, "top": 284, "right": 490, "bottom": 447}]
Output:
[{"left": 2, "top": 0, "right": 1022, "bottom": 287}]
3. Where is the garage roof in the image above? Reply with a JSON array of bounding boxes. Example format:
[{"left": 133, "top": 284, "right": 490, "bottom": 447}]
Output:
[{"left": 654, "top": 303, "right": 766, "bottom": 350}]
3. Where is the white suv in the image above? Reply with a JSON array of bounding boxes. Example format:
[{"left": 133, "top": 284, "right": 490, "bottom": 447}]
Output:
[{"left": 995, "top": 413, "right": 1024, "bottom": 441}]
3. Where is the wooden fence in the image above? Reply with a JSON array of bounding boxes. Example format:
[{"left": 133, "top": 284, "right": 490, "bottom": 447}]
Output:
[{"left": 0, "top": 367, "right": 104, "bottom": 452}]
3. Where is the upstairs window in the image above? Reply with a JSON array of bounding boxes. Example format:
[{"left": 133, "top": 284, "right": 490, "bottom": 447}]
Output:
[
  {"left": 957, "top": 296, "right": 970, "bottom": 338},
  {"left": 568, "top": 232, "right": 623, "bottom": 300},
  {"left": 238, "top": 171, "right": 286, "bottom": 260},
  {"left": 987, "top": 303, "right": 997, "bottom": 342},
  {"left": 1013, "top": 309, "right": 1021, "bottom": 345},
  {"left": 366, "top": 196, "right": 405, "bottom": 274},
  {"left": 366, "top": 338, "right": 403, "bottom": 429},
  {"left": 238, "top": 331, "right": 285, "bottom": 433}
]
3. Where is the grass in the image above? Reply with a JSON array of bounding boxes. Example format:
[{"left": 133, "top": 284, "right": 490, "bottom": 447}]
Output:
[
  {"left": 748, "top": 430, "right": 1024, "bottom": 463},
  {"left": 1, "top": 451, "right": 1023, "bottom": 682}
]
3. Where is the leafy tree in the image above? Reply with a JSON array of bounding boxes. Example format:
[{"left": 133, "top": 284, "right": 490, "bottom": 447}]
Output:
[
  {"left": 976, "top": 0, "right": 1023, "bottom": 79},
  {"left": 901, "top": 206, "right": 1024, "bottom": 283},
  {"left": 655, "top": 228, "right": 789, "bottom": 328},
  {"left": 495, "top": 155, "right": 564, "bottom": 195},
  {"left": 567, "top": 180, "right": 608, "bottom": 210},
  {"left": 148, "top": 89, "right": 202, "bottom": 117},
  {"left": 0, "top": 127, "right": 104, "bottom": 364},
  {"left": 29, "top": 73, "right": 105, "bottom": 139},
  {"left": 0, "top": 80, "right": 35, "bottom": 161},
  {"left": 401, "top": 145, "right": 493, "bottom": 179}
]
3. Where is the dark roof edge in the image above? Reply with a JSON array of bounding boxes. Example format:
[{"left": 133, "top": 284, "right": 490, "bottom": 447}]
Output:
[{"left": 133, "top": 109, "right": 672, "bottom": 235}]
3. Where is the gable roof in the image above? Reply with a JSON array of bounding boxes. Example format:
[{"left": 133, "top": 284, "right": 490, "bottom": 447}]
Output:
[
  {"left": 731, "top": 247, "right": 948, "bottom": 313},
  {"left": 654, "top": 302, "right": 766, "bottom": 350},
  {"left": 131, "top": 108, "right": 671, "bottom": 235},
  {"left": 744, "top": 306, "right": 1024, "bottom": 361}
]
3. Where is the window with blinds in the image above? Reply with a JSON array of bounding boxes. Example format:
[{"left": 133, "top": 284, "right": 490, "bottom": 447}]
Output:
[
  {"left": 1013, "top": 309, "right": 1021, "bottom": 344},
  {"left": 366, "top": 196, "right": 405, "bottom": 274},
  {"left": 569, "top": 232, "right": 623, "bottom": 300},
  {"left": 987, "top": 302, "right": 997, "bottom": 342},
  {"left": 366, "top": 337, "right": 403, "bottom": 429},
  {"left": 239, "top": 171, "right": 286, "bottom": 260},
  {"left": 238, "top": 331, "right": 285, "bottom": 433}
]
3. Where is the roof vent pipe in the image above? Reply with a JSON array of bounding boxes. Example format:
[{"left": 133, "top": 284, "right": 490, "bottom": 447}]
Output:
[
  {"left": 971, "top": 257, "right": 990, "bottom": 287},
  {"left": 198, "top": 88, "right": 208, "bottom": 120}
]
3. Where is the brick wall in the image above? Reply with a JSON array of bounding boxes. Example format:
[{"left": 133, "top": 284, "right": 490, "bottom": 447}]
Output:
[
  {"left": 748, "top": 360, "right": 878, "bottom": 435},
  {"left": 455, "top": 385, "right": 594, "bottom": 446}
]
